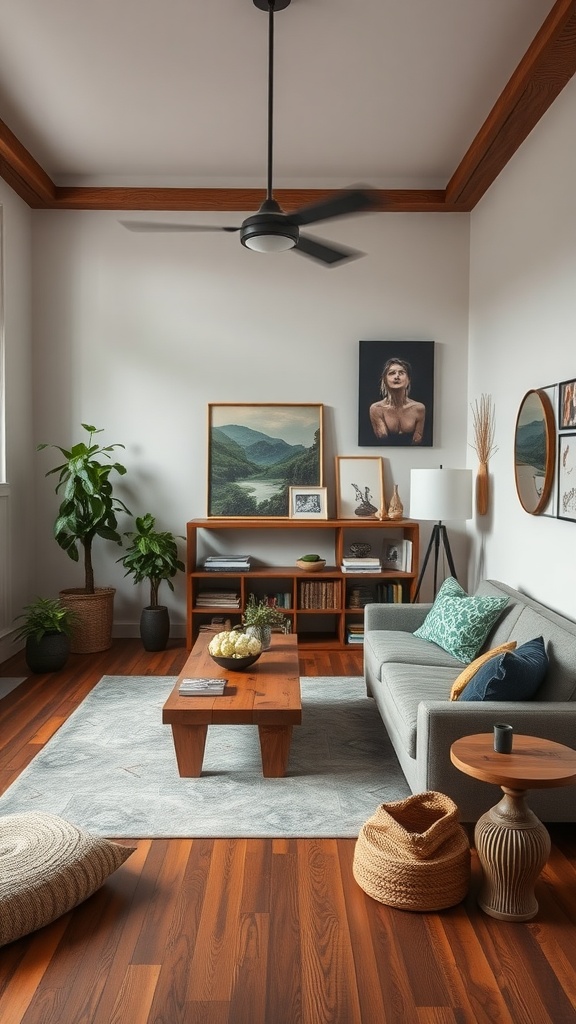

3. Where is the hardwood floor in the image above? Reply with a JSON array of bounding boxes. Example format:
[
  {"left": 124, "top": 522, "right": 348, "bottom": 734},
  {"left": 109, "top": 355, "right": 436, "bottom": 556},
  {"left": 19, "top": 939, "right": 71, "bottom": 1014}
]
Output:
[{"left": 0, "top": 640, "right": 575, "bottom": 1024}]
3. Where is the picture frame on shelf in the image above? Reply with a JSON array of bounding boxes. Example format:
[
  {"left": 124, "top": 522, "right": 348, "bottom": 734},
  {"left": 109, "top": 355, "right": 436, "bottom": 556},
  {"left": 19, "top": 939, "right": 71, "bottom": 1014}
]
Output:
[
  {"left": 357, "top": 340, "right": 435, "bottom": 447},
  {"left": 335, "top": 456, "right": 384, "bottom": 520},
  {"left": 558, "top": 378, "right": 576, "bottom": 430},
  {"left": 289, "top": 486, "right": 328, "bottom": 519},
  {"left": 207, "top": 403, "right": 323, "bottom": 518},
  {"left": 557, "top": 432, "right": 576, "bottom": 522}
]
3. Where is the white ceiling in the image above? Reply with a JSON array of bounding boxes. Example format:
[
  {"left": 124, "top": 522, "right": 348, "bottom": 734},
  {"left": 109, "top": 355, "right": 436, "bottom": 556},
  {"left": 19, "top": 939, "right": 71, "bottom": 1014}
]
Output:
[{"left": 0, "top": 0, "right": 558, "bottom": 190}]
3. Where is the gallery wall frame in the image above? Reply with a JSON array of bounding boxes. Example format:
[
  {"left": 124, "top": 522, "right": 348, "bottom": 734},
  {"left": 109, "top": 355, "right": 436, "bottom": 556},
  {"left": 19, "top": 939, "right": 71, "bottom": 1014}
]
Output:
[
  {"left": 558, "top": 378, "right": 576, "bottom": 430},
  {"left": 514, "top": 389, "right": 556, "bottom": 516},
  {"left": 357, "top": 340, "right": 435, "bottom": 448},
  {"left": 335, "top": 456, "right": 384, "bottom": 520},
  {"left": 207, "top": 403, "right": 323, "bottom": 518},
  {"left": 557, "top": 432, "right": 576, "bottom": 522},
  {"left": 288, "top": 486, "right": 328, "bottom": 519}
]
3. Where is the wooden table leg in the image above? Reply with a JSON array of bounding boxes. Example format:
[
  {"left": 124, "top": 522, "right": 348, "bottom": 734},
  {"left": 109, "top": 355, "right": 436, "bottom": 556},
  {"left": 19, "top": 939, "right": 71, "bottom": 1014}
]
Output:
[
  {"left": 258, "top": 724, "right": 293, "bottom": 778},
  {"left": 170, "top": 723, "right": 208, "bottom": 777},
  {"left": 474, "top": 787, "right": 551, "bottom": 921}
]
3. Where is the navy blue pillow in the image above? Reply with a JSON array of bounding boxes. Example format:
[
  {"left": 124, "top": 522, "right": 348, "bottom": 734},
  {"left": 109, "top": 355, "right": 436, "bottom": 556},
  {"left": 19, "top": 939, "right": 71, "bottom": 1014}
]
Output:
[{"left": 459, "top": 636, "right": 548, "bottom": 702}]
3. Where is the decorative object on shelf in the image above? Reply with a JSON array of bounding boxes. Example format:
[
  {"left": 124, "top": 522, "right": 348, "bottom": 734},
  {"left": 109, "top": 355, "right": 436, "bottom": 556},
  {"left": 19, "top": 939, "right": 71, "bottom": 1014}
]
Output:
[
  {"left": 207, "top": 403, "right": 323, "bottom": 519},
  {"left": 37, "top": 424, "right": 131, "bottom": 653},
  {"left": 409, "top": 466, "right": 473, "bottom": 600},
  {"left": 117, "top": 513, "right": 184, "bottom": 651},
  {"left": 375, "top": 504, "right": 389, "bottom": 520},
  {"left": 470, "top": 394, "right": 498, "bottom": 515},
  {"left": 514, "top": 389, "right": 556, "bottom": 515},
  {"left": 242, "top": 594, "right": 287, "bottom": 649},
  {"left": 296, "top": 555, "right": 326, "bottom": 573},
  {"left": 288, "top": 486, "right": 328, "bottom": 520},
  {"left": 357, "top": 340, "right": 435, "bottom": 448},
  {"left": 13, "top": 597, "right": 74, "bottom": 674},
  {"left": 208, "top": 628, "right": 262, "bottom": 669},
  {"left": 335, "top": 456, "right": 384, "bottom": 519},
  {"left": 349, "top": 542, "right": 371, "bottom": 558},
  {"left": 387, "top": 484, "right": 404, "bottom": 520}
]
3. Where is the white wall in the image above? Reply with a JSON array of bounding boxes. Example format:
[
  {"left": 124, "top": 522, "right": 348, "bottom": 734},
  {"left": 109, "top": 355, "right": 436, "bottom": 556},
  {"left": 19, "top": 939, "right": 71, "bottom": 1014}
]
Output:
[
  {"left": 468, "top": 75, "right": 576, "bottom": 618},
  {"left": 0, "top": 181, "right": 33, "bottom": 662},
  {"left": 29, "top": 209, "right": 470, "bottom": 631}
]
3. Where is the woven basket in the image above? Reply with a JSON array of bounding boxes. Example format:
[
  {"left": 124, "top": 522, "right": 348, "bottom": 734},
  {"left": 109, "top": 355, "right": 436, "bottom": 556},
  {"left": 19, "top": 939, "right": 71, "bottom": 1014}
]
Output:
[
  {"left": 353, "top": 791, "right": 470, "bottom": 911},
  {"left": 59, "top": 588, "right": 115, "bottom": 654}
]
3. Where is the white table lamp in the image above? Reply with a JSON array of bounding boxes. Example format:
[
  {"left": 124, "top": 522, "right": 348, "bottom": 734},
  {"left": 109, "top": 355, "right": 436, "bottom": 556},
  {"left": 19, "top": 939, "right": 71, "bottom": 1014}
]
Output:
[{"left": 409, "top": 467, "right": 473, "bottom": 599}]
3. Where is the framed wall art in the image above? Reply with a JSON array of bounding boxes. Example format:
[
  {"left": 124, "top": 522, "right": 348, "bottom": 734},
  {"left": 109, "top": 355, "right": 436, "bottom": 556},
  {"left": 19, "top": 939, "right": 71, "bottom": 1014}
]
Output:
[
  {"left": 358, "top": 340, "right": 435, "bottom": 447},
  {"left": 514, "top": 389, "right": 556, "bottom": 515},
  {"left": 207, "top": 403, "right": 323, "bottom": 518},
  {"left": 289, "top": 486, "right": 328, "bottom": 519},
  {"left": 557, "top": 432, "right": 576, "bottom": 522},
  {"left": 335, "top": 456, "right": 384, "bottom": 519},
  {"left": 558, "top": 378, "right": 576, "bottom": 430}
]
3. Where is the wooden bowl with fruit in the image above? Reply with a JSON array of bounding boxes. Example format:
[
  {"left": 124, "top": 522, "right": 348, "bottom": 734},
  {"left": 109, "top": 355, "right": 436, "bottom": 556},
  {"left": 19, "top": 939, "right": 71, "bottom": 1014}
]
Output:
[{"left": 296, "top": 554, "right": 326, "bottom": 572}]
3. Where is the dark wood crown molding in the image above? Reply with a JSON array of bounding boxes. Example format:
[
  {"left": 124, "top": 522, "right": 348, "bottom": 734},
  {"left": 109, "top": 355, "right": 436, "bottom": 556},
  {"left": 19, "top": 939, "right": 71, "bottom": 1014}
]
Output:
[{"left": 1, "top": 0, "right": 575, "bottom": 214}]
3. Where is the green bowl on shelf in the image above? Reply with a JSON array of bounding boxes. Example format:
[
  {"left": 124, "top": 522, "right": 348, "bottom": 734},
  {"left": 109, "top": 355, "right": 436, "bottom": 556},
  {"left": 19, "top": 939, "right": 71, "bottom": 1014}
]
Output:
[{"left": 296, "top": 558, "right": 326, "bottom": 572}]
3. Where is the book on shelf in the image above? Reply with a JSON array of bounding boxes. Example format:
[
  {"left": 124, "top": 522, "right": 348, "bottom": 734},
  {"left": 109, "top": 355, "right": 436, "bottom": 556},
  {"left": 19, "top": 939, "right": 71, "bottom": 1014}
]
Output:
[
  {"left": 341, "top": 557, "right": 381, "bottom": 567},
  {"left": 198, "top": 616, "right": 233, "bottom": 633},
  {"left": 195, "top": 590, "right": 240, "bottom": 608},
  {"left": 178, "top": 677, "right": 227, "bottom": 696},
  {"left": 203, "top": 555, "right": 252, "bottom": 571},
  {"left": 340, "top": 563, "right": 382, "bottom": 573}
]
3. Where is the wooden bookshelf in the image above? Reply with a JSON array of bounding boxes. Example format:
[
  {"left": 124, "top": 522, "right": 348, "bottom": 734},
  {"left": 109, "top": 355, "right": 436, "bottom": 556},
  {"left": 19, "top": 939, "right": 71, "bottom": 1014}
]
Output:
[{"left": 186, "top": 518, "right": 420, "bottom": 650}]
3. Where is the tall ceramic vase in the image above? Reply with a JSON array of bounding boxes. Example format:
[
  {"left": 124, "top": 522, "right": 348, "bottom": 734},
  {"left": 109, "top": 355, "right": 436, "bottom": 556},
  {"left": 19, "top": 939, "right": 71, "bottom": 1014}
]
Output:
[{"left": 387, "top": 485, "right": 404, "bottom": 521}]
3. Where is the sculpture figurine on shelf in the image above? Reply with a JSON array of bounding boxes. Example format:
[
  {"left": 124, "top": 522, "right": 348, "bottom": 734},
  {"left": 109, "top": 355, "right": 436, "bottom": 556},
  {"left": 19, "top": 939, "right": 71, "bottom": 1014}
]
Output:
[
  {"left": 351, "top": 483, "right": 378, "bottom": 518},
  {"left": 375, "top": 505, "right": 389, "bottom": 521},
  {"left": 387, "top": 484, "right": 404, "bottom": 520}
]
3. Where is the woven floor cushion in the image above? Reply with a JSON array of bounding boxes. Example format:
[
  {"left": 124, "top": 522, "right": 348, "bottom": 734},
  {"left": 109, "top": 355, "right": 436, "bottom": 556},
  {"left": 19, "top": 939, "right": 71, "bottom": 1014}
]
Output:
[
  {"left": 0, "top": 811, "right": 135, "bottom": 946},
  {"left": 353, "top": 791, "right": 470, "bottom": 911}
]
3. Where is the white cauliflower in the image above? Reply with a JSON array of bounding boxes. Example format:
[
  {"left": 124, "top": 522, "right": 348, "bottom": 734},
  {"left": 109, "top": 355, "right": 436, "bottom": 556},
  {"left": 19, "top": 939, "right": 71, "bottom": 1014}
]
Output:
[{"left": 208, "top": 630, "right": 262, "bottom": 658}]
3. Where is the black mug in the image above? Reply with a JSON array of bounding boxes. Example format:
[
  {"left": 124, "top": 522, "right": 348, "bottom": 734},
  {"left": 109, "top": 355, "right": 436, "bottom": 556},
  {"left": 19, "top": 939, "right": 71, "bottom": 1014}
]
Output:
[{"left": 493, "top": 722, "right": 514, "bottom": 754}]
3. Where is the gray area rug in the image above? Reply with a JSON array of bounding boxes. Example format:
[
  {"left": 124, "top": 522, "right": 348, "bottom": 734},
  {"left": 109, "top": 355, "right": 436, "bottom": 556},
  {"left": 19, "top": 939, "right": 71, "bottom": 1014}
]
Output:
[{"left": 0, "top": 675, "right": 410, "bottom": 838}]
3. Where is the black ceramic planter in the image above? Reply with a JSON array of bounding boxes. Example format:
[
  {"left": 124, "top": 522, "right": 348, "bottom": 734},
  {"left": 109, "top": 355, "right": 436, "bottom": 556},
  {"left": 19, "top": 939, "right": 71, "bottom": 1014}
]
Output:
[
  {"left": 25, "top": 632, "right": 71, "bottom": 673},
  {"left": 140, "top": 606, "right": 170, "bottom": 651}
]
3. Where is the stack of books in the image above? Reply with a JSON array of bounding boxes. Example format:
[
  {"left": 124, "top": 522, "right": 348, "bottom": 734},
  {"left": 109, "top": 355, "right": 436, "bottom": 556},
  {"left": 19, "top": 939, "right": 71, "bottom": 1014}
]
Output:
[
  {"left": 195, "top": 590, "right": 240, "bottom": 608},
  {"left": 198, "top": 616, "right": 233, "bottom": 634},
  {"left": 346, "top": 624, "right": 365, "bottom": 644},
  {"left": 340, "top": 556, "right": 382, "bottom": 574},
  {"left": 203, "top": 555, "right": 252, "bottom": 572},
  {"left": 347, "top": 583, "right": 377, "bottom": 608},
  {"left": 179, "top": 677, "right": 226, "bottom": 696}
]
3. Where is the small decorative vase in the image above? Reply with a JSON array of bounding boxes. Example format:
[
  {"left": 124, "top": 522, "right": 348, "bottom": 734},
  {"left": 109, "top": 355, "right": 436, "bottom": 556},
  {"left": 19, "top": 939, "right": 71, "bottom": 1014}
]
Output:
[
  {"left": 140, "top": 606, "right": 170, "bottom": 652},
  {"left": 387, "top": 485, "right": 404, "bottom": 521},
  {"left": 246, "top": 624, "right": 272, "bottom": 650},
  {"left": 476, "top": 462, "right": 489, "bottom": 515}
]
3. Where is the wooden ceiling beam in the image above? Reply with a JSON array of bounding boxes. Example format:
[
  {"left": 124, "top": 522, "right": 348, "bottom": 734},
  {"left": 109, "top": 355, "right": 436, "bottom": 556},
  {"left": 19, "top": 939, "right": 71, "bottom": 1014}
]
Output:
[
  {"left": 446, "top": 0, "right": 576, "bottom": 208},
  {"left": 0, "top": 117, "right": 56, "bottom": 206}
]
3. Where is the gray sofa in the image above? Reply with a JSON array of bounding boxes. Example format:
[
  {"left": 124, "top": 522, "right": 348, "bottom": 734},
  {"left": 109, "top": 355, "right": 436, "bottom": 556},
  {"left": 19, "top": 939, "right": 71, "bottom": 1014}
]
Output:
[{"left": 364, "top": 580, "right": 576, "bottom": 821}]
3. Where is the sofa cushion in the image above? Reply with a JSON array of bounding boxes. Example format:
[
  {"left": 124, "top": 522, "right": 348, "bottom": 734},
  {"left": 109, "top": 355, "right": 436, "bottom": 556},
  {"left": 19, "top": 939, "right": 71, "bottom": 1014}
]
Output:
[
  {"left": 450, "top": 642, "right": 517, "bottom": 700},
  {"left": 378, "top": 663, "right": 458, "bottom": 758},
  {"left": 459, "top": 636, "right": 549, "bottom": 702},
  {"left": 414, "top": 577, "right": 509, "bottom": 663}
]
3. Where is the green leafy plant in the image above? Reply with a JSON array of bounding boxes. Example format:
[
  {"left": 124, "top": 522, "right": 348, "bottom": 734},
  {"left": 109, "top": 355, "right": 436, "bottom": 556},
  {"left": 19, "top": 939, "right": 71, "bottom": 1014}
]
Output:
[
  {"left": 14, "top": 597, "right": 75, "bottom": 643},
  {"left": 242, "top": 593, "right": 286, "bottom": 628},
  {"left": 38, "top": 424, "right": 131, "bottom": 594},
  {"left": 118, "top": 513, "right": 185, "bottom": 607}
]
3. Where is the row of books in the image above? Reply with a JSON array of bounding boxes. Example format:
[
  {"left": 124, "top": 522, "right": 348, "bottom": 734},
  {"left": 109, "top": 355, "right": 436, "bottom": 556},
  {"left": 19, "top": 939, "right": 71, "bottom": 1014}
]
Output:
[
  {"left": 299, "top": 580, "right": 342, "bottom": 609},
  {"left": 203, "top": 555, "right": 252, "bottom": 572}
]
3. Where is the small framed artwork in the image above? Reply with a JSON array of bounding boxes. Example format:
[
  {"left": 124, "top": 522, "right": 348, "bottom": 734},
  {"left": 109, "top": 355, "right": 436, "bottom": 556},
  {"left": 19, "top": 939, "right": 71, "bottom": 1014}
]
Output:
[
  {"left": 558, "top": 378, "right": 576, "bottom": 430},
  {"left": 335, "top": 456, "right": 384, "bottom": 519},
  {"left": 358, "top": 340, "right": 435, "bottom": 447},
  {"left": 207, "top": 404, "right": 323, "bottom": 518},
  {"left": 557, "top": 432, "right": 576, "bottom": 522},
  {"left": 289, "top": 486, "right": 328, "bottom": 519}
]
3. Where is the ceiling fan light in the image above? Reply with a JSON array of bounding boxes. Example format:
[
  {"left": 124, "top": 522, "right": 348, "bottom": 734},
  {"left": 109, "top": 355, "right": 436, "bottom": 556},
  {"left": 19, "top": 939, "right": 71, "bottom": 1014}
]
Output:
[
  {"left": 243, "top": 233, "right": 296, "bottom": 253},
  {"left": 240, "top": 212, "right": 299, "bottom": 253}
]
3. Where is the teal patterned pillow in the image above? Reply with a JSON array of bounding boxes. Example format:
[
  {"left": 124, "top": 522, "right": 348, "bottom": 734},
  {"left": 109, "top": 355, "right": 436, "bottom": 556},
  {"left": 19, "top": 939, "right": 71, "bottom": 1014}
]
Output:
[{"left": 414, "top": 577, "right": 509, "bottom": 663}]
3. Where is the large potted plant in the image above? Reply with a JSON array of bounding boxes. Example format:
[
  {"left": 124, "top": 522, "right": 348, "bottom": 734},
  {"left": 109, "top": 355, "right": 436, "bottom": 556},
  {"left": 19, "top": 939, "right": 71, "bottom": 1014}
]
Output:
[
  {"left": 38, "top": 423, "right": 131, "bottom": 653},
  {"left": 242, "top": 594, "right": 287, "bottom": 650},
  {"left": 13, "top": 597, "right": 74, "bottom": 673},
  {"left": 118, "top": 513, "right": 184, "bottom": 651}
]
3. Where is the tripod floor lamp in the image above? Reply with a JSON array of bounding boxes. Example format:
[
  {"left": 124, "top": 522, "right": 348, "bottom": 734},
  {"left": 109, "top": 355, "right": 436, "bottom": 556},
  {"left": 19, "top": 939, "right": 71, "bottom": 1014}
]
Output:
[{"left": 409, "top": 468, "right": 473, "bottom": 602}]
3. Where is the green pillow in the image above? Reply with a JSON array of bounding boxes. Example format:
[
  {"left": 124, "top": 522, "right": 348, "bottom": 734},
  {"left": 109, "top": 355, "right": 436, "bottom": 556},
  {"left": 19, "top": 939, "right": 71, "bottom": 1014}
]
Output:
[{"left": 414, "top": 577, "right": 509, "bottom": 663}]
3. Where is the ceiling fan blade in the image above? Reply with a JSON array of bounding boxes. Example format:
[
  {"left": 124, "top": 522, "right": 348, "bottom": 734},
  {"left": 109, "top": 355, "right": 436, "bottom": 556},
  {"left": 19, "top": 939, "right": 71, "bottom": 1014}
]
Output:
[
  {"left": 293, "top": 233, "right": 363, "bottom": 266},
  {"left": 290, "top": 188, "right": 375, "bottom": 228},
  {"left": 119, "top": 221, "right": 240, "bottom": 233}
]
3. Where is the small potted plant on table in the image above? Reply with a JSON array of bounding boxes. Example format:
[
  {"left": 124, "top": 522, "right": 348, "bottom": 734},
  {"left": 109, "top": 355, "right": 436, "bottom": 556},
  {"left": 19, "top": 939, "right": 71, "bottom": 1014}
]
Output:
[
  {"left": 118, "top": 513, "right": 185, "bottom": 651},
  {"left": 242, "top": 594, "right": 287, "bottom": 650},
  {"left": 14, "top": 597, "right": 74, "bottom": 673}
]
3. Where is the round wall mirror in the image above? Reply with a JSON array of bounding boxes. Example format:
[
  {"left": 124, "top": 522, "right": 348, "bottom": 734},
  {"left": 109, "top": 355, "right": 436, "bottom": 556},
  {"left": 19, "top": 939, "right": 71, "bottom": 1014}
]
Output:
[{"left": 514, "top": 389, "right": 555, "bottom": 514}]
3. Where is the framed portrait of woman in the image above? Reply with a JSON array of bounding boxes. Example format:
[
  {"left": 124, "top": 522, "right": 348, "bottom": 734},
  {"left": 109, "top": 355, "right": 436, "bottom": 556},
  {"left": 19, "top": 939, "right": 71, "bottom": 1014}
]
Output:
[{"left": 358, "top": 340, "right": 435, "bottom": 447}]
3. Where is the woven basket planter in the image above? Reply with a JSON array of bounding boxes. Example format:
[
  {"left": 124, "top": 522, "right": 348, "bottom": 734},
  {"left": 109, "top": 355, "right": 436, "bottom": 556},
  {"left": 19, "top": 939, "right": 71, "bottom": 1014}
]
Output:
[
  {"left": 353, "top": 791, "right": 470, "bottom": 911},
  {"left": 59, "top": 588, "right": 115, "bottom": 654}
]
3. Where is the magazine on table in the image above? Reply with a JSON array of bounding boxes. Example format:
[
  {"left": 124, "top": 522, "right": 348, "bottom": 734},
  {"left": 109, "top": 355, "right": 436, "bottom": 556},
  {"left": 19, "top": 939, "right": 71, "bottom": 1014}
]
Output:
[{"left": 178, "top": 677, "right": 226, "bottom": 696}]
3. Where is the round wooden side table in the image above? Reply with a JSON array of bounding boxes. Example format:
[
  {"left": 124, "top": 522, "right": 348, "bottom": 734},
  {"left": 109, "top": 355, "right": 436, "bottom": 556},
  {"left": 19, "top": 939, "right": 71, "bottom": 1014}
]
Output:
[{"left": 450, "top": 733, "right": 576, "bottom": 921}]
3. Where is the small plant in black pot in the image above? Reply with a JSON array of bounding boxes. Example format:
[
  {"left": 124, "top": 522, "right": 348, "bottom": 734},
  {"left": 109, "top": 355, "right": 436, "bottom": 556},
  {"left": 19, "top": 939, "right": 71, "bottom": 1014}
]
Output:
[
  {"left": 118, "top": 513, "right": 185, "bottom": 651},
  {"left": 14, "top": 597, "right": 75, "bottom": 673}
]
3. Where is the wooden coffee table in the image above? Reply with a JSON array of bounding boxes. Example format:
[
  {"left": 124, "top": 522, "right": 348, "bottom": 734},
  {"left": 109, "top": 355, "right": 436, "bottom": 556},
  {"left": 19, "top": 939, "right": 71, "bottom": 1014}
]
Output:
[
  {"left": 162, "top": 633, "right": 301, "bottom": 778},
  {"left": 451, "top": 733, "right": 576, "bottom": 921}
]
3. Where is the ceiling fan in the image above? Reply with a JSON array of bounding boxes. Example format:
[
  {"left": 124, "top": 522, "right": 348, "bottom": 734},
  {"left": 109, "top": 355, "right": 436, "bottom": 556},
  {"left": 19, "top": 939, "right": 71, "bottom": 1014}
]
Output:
[{"left": 121, "top": 0, "right": 375, "bottom": 266}]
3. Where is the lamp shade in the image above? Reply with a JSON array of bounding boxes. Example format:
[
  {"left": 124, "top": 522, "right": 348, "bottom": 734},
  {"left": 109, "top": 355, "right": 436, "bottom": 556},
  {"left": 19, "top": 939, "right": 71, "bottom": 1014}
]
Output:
[{"left": 409, "top": 468, "right": 473, "bottom": 522}]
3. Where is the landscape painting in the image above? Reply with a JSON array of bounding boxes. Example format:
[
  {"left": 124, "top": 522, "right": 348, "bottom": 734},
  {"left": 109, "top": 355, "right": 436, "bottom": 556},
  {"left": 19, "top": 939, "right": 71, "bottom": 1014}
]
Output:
[{"left": 208, "top": 404, "right": 323, "bottom": 517}]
